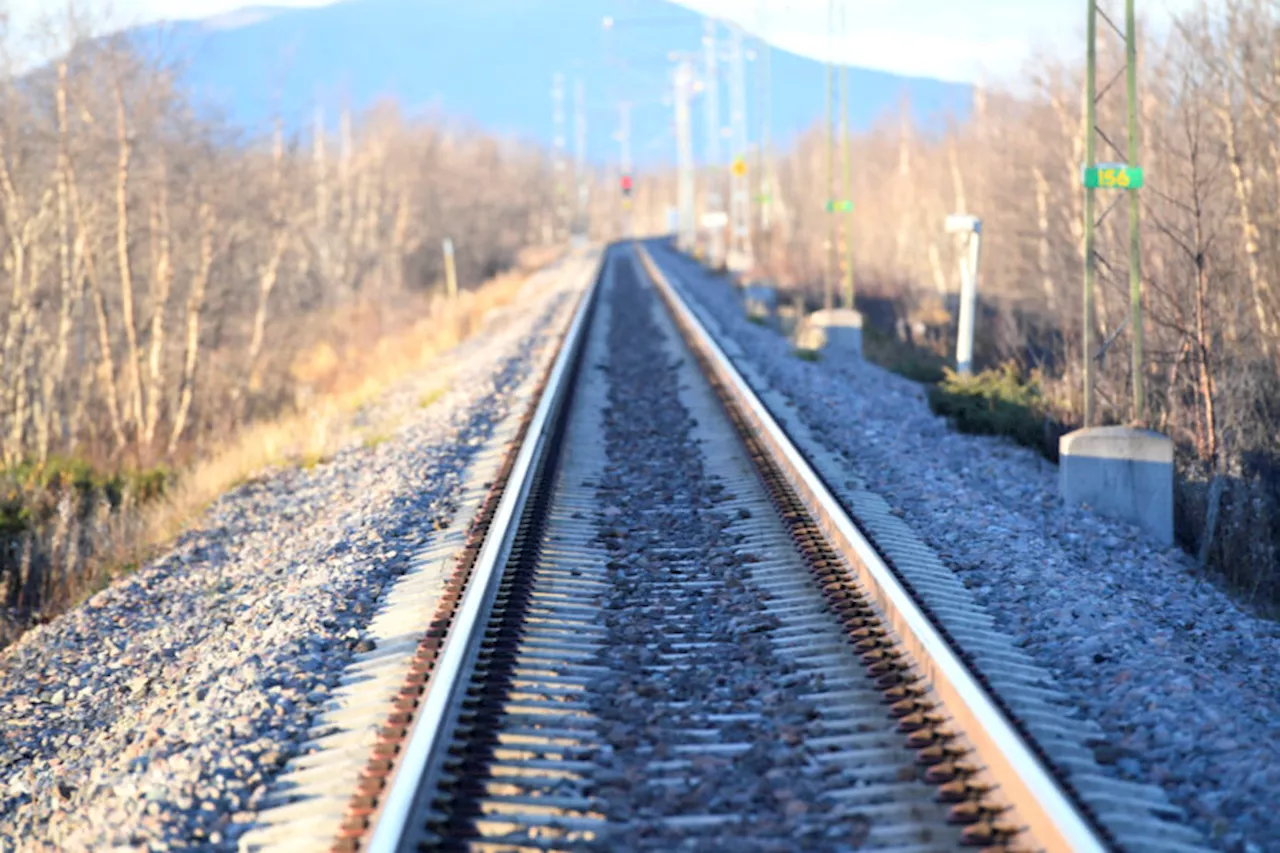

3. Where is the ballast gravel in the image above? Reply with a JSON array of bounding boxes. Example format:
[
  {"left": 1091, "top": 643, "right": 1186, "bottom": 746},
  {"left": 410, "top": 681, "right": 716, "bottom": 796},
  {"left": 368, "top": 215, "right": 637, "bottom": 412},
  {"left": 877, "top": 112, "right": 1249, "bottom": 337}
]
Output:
[
  {"left": 586, "top": 257, "right": 889, "bottom": 851},
  {"left": 0, "top": 271, "right": 580, "bottom": 852},
  {"left": 649, "top": 241, "right": 1280, "bottom": 853}
]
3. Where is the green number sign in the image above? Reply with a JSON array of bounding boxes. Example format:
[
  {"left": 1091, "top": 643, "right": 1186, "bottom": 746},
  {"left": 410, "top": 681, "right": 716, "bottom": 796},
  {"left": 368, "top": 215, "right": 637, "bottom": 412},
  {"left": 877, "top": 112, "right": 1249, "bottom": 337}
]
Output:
[
  {"left": 1082, "top": 164, "right": 1144, "bottom": 190},
  {"left": 825, "top": 200, "right": 853, "bottom": 212}
]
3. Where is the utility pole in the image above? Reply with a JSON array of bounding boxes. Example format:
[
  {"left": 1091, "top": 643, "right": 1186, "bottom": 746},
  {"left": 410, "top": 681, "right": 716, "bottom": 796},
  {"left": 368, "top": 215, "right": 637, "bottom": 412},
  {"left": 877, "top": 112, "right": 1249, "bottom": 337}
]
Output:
[
  {"left": 840, "top": 1, "right": 854, "bottom": 310},
  {"left": 1083, "top": 5, "right": 1097, "bottom": 428},
  {"left": 674, "top": 59, "right": 697, "bottom": 253},
  {"left": 703, "top": 17, "right": 724, "bottom": 268},
  {"left": 757, "top": 35, "right": 772, "bottom": 273},
  {"left": 1125, "top": 0, "right": 1144, "bottom": 423},
  {"left": 1081, "top": 0, "right": 1145, "bottom": 427},
  {"left": 945, "top": 215, "right": 983, "bottom": 374},
  {"left": 727, "top": 22, "right": 752, "bottom": 273},
  {"left": 574, "top": 77, "right": 588, "bottom": 239},
  {"left": 618, "top": 100, "right": 632, "bottom": 239},
  {"left": 823, "top": 0, "right": 835, "bottom": 312},
  {"left": 552, "top": 72, "right": 569, "bottom": 244}
]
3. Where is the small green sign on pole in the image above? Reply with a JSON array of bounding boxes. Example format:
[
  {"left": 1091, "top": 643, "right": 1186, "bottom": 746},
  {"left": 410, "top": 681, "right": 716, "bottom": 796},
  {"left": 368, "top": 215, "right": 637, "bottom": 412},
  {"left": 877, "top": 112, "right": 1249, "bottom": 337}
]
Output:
[
  {"left": 1082, "top": 163, "right": 1144, "bottom": 189},
  {"left": 824, "top": 199, "right": 853, "bottom": 213}
]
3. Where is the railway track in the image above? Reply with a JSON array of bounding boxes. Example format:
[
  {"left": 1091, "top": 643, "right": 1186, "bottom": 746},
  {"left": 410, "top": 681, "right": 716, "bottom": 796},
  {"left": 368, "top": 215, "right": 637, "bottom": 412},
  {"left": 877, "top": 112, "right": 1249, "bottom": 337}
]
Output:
[{"left": 306, "top": 242, "right": 1210, "bottom": 853}]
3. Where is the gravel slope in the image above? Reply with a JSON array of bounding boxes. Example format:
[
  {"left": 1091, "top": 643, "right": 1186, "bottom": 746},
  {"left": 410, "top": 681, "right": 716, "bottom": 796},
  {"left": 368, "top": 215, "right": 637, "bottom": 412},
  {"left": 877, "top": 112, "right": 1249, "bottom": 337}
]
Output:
[
  {"left": 0, "top": 267, "right": 583, "bottom": 852},
  {"left": 650, "top": 241, "right": 1280, "bottom": 853}
]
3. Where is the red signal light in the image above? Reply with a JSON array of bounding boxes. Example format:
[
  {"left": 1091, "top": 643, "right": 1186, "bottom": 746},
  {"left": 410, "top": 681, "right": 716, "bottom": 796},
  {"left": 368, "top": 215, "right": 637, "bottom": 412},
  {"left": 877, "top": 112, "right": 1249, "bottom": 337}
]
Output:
[{"left": 621, "top": 174, "right": 633, "bottom": 194}]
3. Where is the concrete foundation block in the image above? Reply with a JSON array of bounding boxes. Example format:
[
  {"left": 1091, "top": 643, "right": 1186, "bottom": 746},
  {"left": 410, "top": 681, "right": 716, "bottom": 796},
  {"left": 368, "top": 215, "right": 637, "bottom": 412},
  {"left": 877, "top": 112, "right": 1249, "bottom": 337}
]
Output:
[
  {"left": 1059, "top": 426, "right": 1174, "bottom": 547},
  {"left": 776, "top": 304, "right": 802, "bottom": 338},
  {"left": 725, "top": 249, "right": 752, "bottom": 274},
  {"left": 794, "top": 320, "right": 825, "bottom": 352},
  {"left": 742, "top": 284, "right": 779, "bottom": 326},
  {"left": 795, "top": 308, "right": 864, "bottom": 358}
]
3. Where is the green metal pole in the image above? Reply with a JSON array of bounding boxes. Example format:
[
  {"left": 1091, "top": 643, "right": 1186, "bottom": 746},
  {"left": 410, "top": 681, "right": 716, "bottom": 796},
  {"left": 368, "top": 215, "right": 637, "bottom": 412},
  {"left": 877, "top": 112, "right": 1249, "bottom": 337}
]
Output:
[
  {"left": 1126, "top": 0, "right": 1144, "bottom": 425},
  {"left": 824, "top": 0, "right": 835, "bottom": 313},
  {"left": 1083, "top": 0, "right": 1098, "bottom": 427},
  {"left": 840, "top": 2, "right": 853, "bottom": 311}
]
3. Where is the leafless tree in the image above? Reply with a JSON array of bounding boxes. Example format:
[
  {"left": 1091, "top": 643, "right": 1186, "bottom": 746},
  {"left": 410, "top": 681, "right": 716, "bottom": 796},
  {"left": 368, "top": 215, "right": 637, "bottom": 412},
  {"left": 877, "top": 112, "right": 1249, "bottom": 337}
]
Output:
[
  {"left": 0, "top": 10, "right": 561, "bottom": 640},
  {"left": 736, "top": 1, "right": 1280, "bottom": 600}
]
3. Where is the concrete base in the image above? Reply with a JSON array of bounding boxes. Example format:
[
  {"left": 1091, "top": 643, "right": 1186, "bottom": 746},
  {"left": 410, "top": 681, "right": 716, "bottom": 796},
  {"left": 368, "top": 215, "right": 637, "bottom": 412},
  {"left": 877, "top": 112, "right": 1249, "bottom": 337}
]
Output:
[
  {"left": 725, "top": 249, "right": 753, "bottom": 274},
  {"left": 795, "top": 309, "right": 864, "bottom": 358},
  {"left": 1059, "top": 426, "right": 1174, "bottom": 547},
  {"left": 776, "top": 303, "right": 802, "bottom": 338},
  {"left": 742, "top": 284, "right": 779, "bottom": 326}
]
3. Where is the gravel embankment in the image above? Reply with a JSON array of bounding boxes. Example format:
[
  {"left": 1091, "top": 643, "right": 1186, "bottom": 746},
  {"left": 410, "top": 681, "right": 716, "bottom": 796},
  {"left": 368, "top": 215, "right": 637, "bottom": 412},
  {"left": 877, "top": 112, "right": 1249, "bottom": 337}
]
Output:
[
  {"left": 0, "top": 273, "right": 579, "bottom": 851},
  {"left": 650, "top": 242, "right": 1280, "bottom": 853}
]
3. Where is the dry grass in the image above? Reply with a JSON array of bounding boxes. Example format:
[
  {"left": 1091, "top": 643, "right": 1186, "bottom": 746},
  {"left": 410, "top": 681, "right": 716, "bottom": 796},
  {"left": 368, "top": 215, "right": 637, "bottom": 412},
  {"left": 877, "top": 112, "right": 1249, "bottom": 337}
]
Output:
[
  {"left": 418, "top": 387, "right": 447, "bottom": 409},
  {"left": 294, "top": 277, "right": 523, "bottom": 401},
  {"left": 1, "top": 262, "right": 548, "bottom": 646},
  {"left": 514, "top": 244, "right": 563, "bottom": 271},
  {"left": 149, "top": 268, "right": 533, "bottom": 541}
]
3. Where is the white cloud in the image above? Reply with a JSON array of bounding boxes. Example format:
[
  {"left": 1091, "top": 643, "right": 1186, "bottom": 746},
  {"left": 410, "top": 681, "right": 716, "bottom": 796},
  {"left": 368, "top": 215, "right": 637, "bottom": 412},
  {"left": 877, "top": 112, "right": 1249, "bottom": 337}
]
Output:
[
  {"left": 673, "top": 0, "right": 1206, "bottom": 84},
  {"left": 3, "top": 0, "right": 1207, "bottom": 84}
]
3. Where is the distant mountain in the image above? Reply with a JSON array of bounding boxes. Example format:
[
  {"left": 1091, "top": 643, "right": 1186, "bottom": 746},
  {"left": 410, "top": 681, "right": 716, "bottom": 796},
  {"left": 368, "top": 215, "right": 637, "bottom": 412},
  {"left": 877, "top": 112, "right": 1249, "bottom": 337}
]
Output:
[{"left": 132, "top": 0, "right": 972, "bottom": 165}]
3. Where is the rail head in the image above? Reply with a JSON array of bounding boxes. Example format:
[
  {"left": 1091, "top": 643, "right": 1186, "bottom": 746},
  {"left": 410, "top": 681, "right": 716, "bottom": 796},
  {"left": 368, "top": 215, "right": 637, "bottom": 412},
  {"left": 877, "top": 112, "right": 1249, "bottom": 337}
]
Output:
[
  {"left": 363, "top": 249, "right": 604, "bottom": 853},
  {"left": 635, "top": 241, "right": 1109, "bottom": 853}
]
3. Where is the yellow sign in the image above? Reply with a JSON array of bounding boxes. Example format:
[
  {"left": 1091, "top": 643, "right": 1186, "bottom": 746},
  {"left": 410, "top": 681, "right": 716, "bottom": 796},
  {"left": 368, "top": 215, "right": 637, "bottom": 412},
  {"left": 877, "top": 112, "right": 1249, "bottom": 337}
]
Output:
[
  {"left": 731, "top": 157, "right": 747, "bottom": 177},
  {"left": 1098, "top": 167, "right": 1130, "bottom": 188}
]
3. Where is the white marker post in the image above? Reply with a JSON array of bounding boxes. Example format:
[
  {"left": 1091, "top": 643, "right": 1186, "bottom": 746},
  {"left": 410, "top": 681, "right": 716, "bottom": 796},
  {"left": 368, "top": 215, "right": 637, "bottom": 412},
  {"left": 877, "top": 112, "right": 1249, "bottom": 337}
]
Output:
[
  {"left": 944, "top": 214, "right": 982, "bottom": 375},
  {"left": 701, "top": 210, "right": 729, "bottom": 264},
  {"left": 443, "top": 237, "right": 459, "bottom": 300}
]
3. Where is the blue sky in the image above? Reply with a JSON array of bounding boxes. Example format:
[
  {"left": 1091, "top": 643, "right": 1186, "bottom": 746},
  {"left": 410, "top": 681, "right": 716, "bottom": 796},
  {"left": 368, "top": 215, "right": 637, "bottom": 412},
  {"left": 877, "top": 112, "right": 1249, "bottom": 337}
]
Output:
[{"left": 7, "top": 0, "right": 1201, "bottom": 84}]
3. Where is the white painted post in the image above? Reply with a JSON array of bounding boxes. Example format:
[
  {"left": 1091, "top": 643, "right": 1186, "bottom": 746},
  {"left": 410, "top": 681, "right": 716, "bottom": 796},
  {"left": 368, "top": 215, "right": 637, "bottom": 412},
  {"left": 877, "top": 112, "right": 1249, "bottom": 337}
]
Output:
[
  {"left": 443, "top": 237, "right": 458, "bottom": 300},
  {"left": 945, "top": 214, "right": 982, "bottom": 375},
  {"left": 964, "top": 225, "right": 982, "bottom": 372}
]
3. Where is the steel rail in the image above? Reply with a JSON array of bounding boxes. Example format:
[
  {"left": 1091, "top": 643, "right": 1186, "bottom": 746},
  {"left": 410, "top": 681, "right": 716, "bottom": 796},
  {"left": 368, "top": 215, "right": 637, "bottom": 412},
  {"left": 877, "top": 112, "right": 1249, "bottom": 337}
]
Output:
[
  {"left": 635, "top": 241, "right": 1110, "bottom": 853},
  {"left": 362, "top": 252, "right": 603, "bottom": 853}
]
